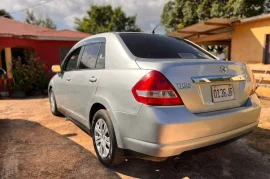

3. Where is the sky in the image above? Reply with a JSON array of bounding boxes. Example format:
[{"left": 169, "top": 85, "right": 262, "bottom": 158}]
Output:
[{"left": 0, "top": 0, "right": 170, "bottom": 34}]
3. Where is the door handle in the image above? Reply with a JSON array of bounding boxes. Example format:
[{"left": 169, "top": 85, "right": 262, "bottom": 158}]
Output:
[
  {"left": 66, "top": 77, "right": 71, "bottom": 81},
  {"left": 89, "top": 77, "right": 97, "bottom": 83}
]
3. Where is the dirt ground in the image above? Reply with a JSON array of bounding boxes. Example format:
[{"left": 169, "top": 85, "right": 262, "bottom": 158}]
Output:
[{"left": 0, "top": 96, "right": 270, "bottom": 179}]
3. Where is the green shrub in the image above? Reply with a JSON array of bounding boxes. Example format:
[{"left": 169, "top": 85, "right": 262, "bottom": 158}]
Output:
[{"left": 12, "top": 57, "right": 50, "bottom": 92}]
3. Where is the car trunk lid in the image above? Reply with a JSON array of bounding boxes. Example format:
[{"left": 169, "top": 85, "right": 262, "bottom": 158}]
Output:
[{"left": 135, "top": 58, "right": 253, "bottom": 113}]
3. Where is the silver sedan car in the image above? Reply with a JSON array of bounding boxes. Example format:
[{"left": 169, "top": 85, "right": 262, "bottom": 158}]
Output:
[{"left": 48, "top": 32, "right": 261, "bottom": 166}]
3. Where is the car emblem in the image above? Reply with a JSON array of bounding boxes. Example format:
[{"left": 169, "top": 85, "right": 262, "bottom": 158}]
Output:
[
  {"left": 177, "top": 83, "right": 192, "bottom": 89},
  {"left": 220, "top": 65, "right": 227, "bottom": 74}
]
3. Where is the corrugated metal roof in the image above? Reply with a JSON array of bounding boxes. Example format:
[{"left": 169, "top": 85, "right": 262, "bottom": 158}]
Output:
[
  {"left": 169, "top": 18, "right": 239, "bottom": 39},
  {"left": 0, "top": 17, "right": 90, "bottom": 40},
  {"left": 238, "top": 13, "right": 270, "bottom": 24},
  {"left": 169, "top": 14, "right": 270, "bottom": 41}
]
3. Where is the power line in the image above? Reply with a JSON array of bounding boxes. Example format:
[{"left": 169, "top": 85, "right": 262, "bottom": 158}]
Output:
[{"left": 0, "top": 0, "right": 55, "bottom": 17}]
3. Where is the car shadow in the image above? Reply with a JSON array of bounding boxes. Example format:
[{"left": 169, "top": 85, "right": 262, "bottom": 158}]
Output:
[
  {"left": 112, "top": 129, "right": 270, "bottom": 179},
  {"left": 62, "top": 133, "right": 78, "bottom": 138},
  {"left": 1, "top": 95, "right": 48, "bottom": 101},
  {"left": 0, "top": 119, "right": 121, "bottom": 179},
  {"left": 244, "top": 126, "right": 270, "bottom": 154},
  {"left": 65, "top": 116, "right": 270, "bottom": 179},
  {"left": 1, "top": 118, "right": 269, "bottom": 179}
]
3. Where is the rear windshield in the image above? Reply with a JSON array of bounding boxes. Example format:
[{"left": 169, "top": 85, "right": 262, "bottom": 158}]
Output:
[{"left": 119, "top": 33, "right": 214, "bottom": 59}]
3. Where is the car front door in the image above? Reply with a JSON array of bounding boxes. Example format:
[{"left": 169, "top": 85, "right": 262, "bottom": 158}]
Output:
[
  {"left": 68, "top": 41, "right": 106, "bottom": 127},
  {"left": 54, "top": 47, "right": 82, "bottom": 112}
]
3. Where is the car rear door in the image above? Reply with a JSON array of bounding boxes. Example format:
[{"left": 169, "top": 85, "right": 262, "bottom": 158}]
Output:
[{"left": 68, "top": 39, "right": 105, "bottom": 126}]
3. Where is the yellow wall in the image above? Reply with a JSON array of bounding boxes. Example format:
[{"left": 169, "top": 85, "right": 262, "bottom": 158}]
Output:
[
  {"left": 231, "top": 18, "right": 270, "bottom": 64},
  {"left": 5, "top": 48, "right": 13, "bottom": 78}
]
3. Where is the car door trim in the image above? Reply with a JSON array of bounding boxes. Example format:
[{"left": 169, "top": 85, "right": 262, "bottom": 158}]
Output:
[{"left": 192, "top": 74, "right": 246, "bottom": 83}]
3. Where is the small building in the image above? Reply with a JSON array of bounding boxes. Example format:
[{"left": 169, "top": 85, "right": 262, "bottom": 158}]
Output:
[
  {"left": 0, "top": 17, "right": 90, "bottom": 80},
  {"left": 169, "top": 14, "right": 270, "bottom": 64}
]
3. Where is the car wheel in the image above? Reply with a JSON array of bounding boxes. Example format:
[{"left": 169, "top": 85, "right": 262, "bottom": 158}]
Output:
[
  {"left": 92, "top": 109, "right": 124, "bottom": 167},
  {"left": 49, "top": 89, "right": 61, "bottom": 116}
]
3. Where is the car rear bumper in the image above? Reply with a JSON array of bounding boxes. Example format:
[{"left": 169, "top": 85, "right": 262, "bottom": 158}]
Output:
[
  {"left": 123, "top": 121, "right": 258, "bottom": 157},
  {"left": 114, "top": 94, "right": 261, "bottom": 157}
]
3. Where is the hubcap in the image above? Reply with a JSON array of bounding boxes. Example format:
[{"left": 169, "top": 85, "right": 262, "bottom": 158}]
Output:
[
  {"left": 94, "top": 118, "right": 110, "bottom": 158},
  {"left": 50, "top": 93, "right": 55, "bottom": 112}
]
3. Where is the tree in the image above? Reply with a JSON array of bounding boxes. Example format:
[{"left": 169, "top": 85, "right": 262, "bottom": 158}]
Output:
[
  {"left": 41, "top": 18, "right": 57, "bottom": 29},
  {"left": 0, "top": 9, "right": 13, "bottom": 19},
  {"left": 161, "top": 0, "right": 266, "bottom": 32},
  {"left": 75, "top": 5, "right": 141, "bottom": 34},
  {"left": 25, "top": 10, "right": 56, "bottom": 29},
  {"left": 265, "top": 0, "right": 270, "bottom": 13},
  {"left": 25, "top": 10, "right": 39, "bottom": 25}
]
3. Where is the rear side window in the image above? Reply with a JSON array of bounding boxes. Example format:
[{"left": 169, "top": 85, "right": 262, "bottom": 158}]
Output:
[
  {"left": 119, "top": 33, "right": 214, "bottom": 59},
  {"left": 96, "top": 43, "right": 105, "bottom": 69},
  {"left": 79, "top": 43, "right": 101, "bottom": 69}
]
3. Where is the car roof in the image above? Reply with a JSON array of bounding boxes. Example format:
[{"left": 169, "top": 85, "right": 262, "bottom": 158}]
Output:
[
  {"left": 85, "top": 32, "right": 165, "bottom": 39},
  {"left": 72, "top": 32, "right": 165, "bottom": 49}
]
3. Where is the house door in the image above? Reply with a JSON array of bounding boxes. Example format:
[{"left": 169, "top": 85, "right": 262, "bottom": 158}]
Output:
[
  {"left": 264, "top": 34, "right": 270, "bottom": 64},
  {"left": 0, "top": 50, "right": 6, "bottom": 71}
]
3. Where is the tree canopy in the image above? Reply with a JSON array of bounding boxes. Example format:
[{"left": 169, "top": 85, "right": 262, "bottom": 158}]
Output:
[
  {"left": 25, "top": 10, "right": 57, "bottom": 29},
  {"left": 161, "top": 0, "right": 267, "bottom": 32},
  {"left": 0, "top": 9, "right": 13, "bottom": 19},
  {"left": 75, "top": 5, "right": 141, "bottom": 34}
]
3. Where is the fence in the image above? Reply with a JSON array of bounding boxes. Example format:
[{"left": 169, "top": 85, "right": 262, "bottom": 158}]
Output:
[{"left": 251, "top": 67, "right": 270, "bottom": 89}]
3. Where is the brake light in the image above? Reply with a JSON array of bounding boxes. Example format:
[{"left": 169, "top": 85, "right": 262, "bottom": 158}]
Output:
[{"left": 132, "top": 70, "right": 183, "bottom": 105}]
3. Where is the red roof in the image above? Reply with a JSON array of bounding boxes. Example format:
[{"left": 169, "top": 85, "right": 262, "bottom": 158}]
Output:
[{"left": 0, "top": 17, "right": 90, "bottom": 41}]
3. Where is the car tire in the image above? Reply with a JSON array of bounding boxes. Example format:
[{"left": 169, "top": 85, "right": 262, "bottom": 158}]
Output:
[
  {"left": 49, "top": 89, "right": 61, "bottom": 116},
  {"left": 92, "top": 109, "right": 125, "bottom": 167}
]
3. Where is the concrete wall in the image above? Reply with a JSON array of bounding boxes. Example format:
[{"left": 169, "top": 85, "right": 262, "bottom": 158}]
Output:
[{"left": 231, "top": 18, "right": 270, "bottom": 64}]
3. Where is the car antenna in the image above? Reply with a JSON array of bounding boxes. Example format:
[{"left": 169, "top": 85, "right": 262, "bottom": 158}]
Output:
[{"left": 151, "top": 22, "right": 161, "bottom": 34}]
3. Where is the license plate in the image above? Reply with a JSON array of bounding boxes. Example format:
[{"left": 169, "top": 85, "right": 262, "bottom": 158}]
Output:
[{"left": 211, "top": 84, "right": 235, "bottom": 103}]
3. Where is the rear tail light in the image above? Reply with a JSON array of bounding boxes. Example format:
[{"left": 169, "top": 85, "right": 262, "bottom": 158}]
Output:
[{"left": 132, "top": 70, "right": 183, "bottom": 105}]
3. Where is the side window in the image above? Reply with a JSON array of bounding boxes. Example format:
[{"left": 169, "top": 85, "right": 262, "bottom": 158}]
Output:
[
  {"left": 96, "top": 43, "right": 105, "bottom": 69},
  {"left": 64, "top": 47, "right": 81, "bottom": 71},
  {"left": 59, "top": 47, "right": 71, "bottom": 63},
  {"left": 79, "top": 43, "right": 101, "bottom": 69}
]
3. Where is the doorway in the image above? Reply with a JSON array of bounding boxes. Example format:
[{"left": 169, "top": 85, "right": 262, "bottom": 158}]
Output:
[
  {"left": 0, "top": 50, "right": 6, "bottom": 71},
  {"left": 264, "top": 34, "right": 270, "bottom": 64}
]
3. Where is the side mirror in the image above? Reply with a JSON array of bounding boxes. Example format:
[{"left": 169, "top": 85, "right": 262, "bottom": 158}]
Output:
[{"left": 51, "top": 65, "right": 62, "bottom": 73}]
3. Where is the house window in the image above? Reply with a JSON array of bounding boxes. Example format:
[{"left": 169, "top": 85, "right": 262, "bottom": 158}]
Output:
[
  {"left": 60, "top": 47, "right": 71, "bottom": 63},
  {"left": 12, "top": 48, "right": 34, "bottom": 65}
]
